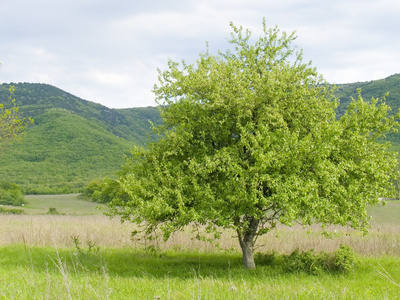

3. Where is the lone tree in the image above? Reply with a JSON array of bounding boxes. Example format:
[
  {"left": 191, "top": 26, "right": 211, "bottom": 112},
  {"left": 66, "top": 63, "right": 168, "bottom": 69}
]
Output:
[{"left": 108, "top": 21, "right": 399, "bottom": 269}]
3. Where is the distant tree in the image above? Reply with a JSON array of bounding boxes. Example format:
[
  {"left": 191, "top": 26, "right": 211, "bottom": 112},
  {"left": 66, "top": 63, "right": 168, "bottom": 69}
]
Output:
[
  {"left": 0, "top": 84, "right": 31, "bottom": 149},
  {"left": 83, "top": 177, "right": 129, "bottom": 204},
  {"left": 108, "top": 20, "right": 399, "bottom": 269},
  {"left": 0, "top": 181, "right": 25, "bottom": 206}
]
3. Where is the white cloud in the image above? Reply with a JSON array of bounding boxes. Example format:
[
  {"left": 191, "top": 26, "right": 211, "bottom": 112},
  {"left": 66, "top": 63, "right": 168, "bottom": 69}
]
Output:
[{"left": 1, "top": 0, "right": 399, "bottom": 108}]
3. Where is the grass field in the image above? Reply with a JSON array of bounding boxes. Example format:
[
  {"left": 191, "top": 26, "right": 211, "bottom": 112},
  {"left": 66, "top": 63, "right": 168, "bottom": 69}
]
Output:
[
  {"left": 22, "top": 194, "right": 105, "bottom": 215},
  {"left": 1, "top": 245, "right": 400, "bottom": 299},
  {"left": 1, "top": 196, "right": 400, "bottom": 298}
]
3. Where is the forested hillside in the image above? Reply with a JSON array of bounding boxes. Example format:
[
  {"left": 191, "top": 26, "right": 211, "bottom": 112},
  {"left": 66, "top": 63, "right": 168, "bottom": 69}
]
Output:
[
  {"left": 0, "top": 83, "right": 162, "bottom": 146},
  {"left": 335, "top": 73, "right": 400, "bottom": 145},
  {"left": 0, "top": 83, "right": 162, "bottom": 194},
  {"left": 0, "top": 75, "right": 399, "bottom": 194},
  {"left": 335, "top": 74, "right": 400, "bottom": 117}
]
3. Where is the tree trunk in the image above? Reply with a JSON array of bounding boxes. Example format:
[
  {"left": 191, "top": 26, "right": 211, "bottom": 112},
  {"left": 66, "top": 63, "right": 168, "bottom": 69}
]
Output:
[
  {"left": 237, "top": 217, "right": 259, "bottom": 269},
  {"left": 241, "top": 238, "right": 256, "bottom": 269}
]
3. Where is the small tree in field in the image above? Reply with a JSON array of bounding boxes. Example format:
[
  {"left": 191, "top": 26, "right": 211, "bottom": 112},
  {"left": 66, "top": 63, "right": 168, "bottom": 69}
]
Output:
[{"left": 108, "top": 20, "right": 399, "bottom": 269}]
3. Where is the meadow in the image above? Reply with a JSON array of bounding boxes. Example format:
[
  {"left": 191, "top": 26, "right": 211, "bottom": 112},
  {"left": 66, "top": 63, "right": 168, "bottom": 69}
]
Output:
[{"left": 1, "top": 195, "right": 400, "bottom": 299}]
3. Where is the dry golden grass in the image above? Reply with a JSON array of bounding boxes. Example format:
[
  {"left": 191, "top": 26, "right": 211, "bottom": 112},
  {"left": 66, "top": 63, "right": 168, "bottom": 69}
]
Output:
[
  {"left": 1, "top": 213, "right": 400, "bottom": 256},
  {"left": 0, "top": 215, "right": 135, "bottom": 248},
  {"left": 253, "top": 223, "right": 400, "bottom": 255}
]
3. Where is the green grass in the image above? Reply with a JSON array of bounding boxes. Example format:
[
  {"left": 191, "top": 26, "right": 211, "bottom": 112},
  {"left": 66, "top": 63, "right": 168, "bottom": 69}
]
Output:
[
  {"left": 1, "top": 245, "right": 400, "bottom": 299},
  {"left": 18, "top": 194, "right": 104, "bottom": 215},
  {"left": 1, "top": 197, "right": 400, "bottom": 298},
  {"left": 368, "top": 201, "right": 400, "bottom": 225}
]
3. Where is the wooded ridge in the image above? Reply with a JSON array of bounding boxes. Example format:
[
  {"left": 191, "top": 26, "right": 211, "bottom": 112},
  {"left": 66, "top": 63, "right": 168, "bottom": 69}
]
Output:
[{"left": 0, "top": 83, "right": 162, "bottom": 194}]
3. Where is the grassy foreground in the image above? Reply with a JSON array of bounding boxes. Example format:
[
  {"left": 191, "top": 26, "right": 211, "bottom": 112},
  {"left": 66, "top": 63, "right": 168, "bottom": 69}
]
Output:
[
  {"left": 1, "top": 198, "right": 400, "bottom": 299},
  {"left": 1, "top": 245, "right": 400, "bottom": 299}
]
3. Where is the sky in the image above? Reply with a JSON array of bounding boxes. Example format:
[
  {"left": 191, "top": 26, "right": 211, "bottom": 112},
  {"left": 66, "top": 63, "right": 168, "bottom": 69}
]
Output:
[{"left": 1, "top": 0, "right": 399, "bottom": 109}]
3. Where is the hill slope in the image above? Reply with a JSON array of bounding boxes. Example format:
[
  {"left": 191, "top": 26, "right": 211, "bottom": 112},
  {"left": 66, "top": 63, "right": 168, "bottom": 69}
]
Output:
[
  {"left": 335, "top": 73, "right": 400, "bottom": 145},
  {"left": 0, "top": 83, "right": 162, "bottom": 194},
  {"left": 0, "top": 83, "right": 162, "bottom": 146},
  {"left": 0, "top": 109, "right": 136, "bottom": 193},
  {"left": 335, "top": 73, "right": 400, "bottom": 117}
]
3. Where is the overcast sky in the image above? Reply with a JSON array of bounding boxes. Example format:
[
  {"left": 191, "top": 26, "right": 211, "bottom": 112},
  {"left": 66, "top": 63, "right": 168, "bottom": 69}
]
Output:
[{"left": 1, "top": 0, "right": 399, "bottom": 108}]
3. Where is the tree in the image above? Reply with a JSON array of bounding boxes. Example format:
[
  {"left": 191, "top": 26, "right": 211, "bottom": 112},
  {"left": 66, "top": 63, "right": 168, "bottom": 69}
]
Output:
[
  {"left": 0, "top": 85, "right": 31, "bottom": 148},
  {"left": 108, "top": 20, "right": 399, "bottom": 269}
]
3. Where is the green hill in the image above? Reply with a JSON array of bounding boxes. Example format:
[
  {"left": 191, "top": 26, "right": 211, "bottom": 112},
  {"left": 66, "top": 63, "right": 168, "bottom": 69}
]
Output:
[
  {"left": 0, "top": 83, "right": 162, "bottom": 146},
  {"left": 335, "top": 73, "right": 400, "bottom": 116},
  {"left": 334, "top": 73, "right": 400, "bottom": 145},
  {"left": 0, "top": 110, "right": 134, "bottom": 193},
  {"left": 0, "top": 83, "right": 162, "bottom": 194}
]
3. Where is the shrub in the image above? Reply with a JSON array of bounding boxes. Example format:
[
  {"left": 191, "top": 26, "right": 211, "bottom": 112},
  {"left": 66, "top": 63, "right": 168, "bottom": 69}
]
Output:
[
  {"left": 333, "top": 244, "right": 360, "bottom": 273},
  {"left": 255, "top": 251, "right": 277, "bottom": 265},
  {"left": 0, "top": 182, "right": 25, "bottom": 206},
  {"left": 47, "top": 207, "right": 60, "bottom": 215},
  {"left": 82, "top": 177, "right": 129, "bottom": 204},
  {"left": 283, "top": 245, "right": 359, "bottom": 275},
  {"left": 284, "top": 249, "right": 331, "bottom": 275},
  {"left": 82, "top": 178, "right": 102, "bottom": 198}
]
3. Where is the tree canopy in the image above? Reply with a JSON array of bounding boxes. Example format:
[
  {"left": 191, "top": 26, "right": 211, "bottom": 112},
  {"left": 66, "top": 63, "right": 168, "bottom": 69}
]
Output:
[{"left": 108, "top": 20, "right": 399, "bottom": 269}]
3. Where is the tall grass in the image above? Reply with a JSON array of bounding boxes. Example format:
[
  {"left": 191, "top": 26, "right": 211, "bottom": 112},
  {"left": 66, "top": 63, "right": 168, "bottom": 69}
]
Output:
[{"left": 2, "top": 213, "right": 400, "bottom": 256}]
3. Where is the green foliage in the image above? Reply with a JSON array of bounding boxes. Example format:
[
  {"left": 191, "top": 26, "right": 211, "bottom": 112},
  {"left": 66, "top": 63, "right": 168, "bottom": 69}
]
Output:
[
  {"left": 0, "top": 83, "right": 162, "bottom": 146},
  {"left": 0, "top": 182, "right": 25, "bottom": 206},
  {"left": 284, "top": 249, "right": 331, "bottom": 275},
  {"left": 0, "top": 110, "right": 135, "bottom": 194},
  {"left": 83, "top": 177, "right": 129, "bottom": 204},
  {"left": 23, "top": 194, "right": 104, "bottom": 215},
  {"left": 283, "top": 245, "right": 359, "bottom": 275},
  {"left": 335, "top": 74, "right": 400, "bottom": 150},
  {"left": 0, "top": 206, "right": 25, "bottom": 214},
  {"left": 335, "top": 74, "right": 400, "bottom": 118},
  {"left": 255, "top": 245, "right": 359, "bottom": 275},
  {"left": 82, "top": 178, "right": 103, "bottom": 198},
  {"left": 1, "top": 76, "right": 400, "bottom": 196},
  {"left": 0, "top": 83, "right": 162, "bottom": 193},
  {"left": 0, "top": 85, "right": 32, "bottom": 148},
  {"left": 334, "top": 244, "right": 360, "bottom": 273},
  {"left": 46, "top": 207, "right": 61, "bottom": 215},
  {"left": 1, "top": 76, "right": 399, "bottom": 196},
  {"left": 254, "top": 251, "right": 277, "bottom": 265},
  {"left": 72, "top": 235, "right": 100, "bottom": 255},
  {"left": 109, "top": 20, "right": 400, "bottom": 269}
]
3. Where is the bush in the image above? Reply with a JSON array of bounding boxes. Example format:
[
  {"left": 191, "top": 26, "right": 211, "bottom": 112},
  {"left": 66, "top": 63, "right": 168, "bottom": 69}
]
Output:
[
  {"left": 0, "top": 182, "right": 25, "bottom": 206},
  {"left": 255, "top": 251, "right": 277, "bottom": 265},
  {"left": 82, "top": 179, "right": 102, "bottom": 198},
  {"left": 47, "top": 207, "right": 60, "bottom": 215},
  {"left": 281, "top": 245, "right": 359, "bottom": 275},
  {"left": 82, "top": 177, "right": 129, "bottom": 204},
  {"left": 333, "top": 244, "right": 360, "bottom": 273},
  {"left": 284, "top": 249, "right": 332, "bottom": 275}
]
